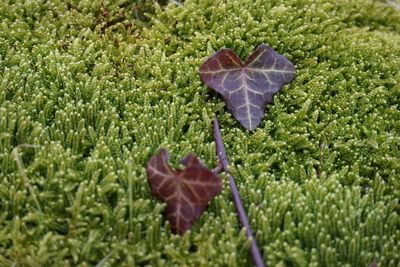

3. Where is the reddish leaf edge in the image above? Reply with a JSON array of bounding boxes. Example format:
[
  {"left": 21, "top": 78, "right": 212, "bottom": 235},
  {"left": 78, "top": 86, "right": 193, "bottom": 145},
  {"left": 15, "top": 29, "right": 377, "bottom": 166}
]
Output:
[{"left": 213, "top": 116, "right": 266, "bottom": 267}]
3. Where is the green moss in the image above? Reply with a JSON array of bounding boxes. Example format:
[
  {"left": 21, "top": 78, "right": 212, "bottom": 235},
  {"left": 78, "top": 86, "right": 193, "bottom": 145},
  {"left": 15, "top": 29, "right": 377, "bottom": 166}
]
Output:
[{"left": 0, "top": 0, "right": 399, "bottom": 266}]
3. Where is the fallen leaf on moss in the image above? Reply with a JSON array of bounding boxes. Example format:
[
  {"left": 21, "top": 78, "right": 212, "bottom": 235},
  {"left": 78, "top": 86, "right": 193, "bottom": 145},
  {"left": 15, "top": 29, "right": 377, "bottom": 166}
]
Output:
[
  {"left": 146, "top": 149, "right": 222, "bottom": 234},
  {"left": 199, "top": 44, "right": 295, "bottom": 130}
]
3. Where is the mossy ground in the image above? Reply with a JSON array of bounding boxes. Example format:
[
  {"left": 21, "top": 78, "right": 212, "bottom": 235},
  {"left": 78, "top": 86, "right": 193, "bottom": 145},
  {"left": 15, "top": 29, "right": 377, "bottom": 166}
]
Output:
[{"left": 0, "top": 0, "right": 399, "bottom": 266}]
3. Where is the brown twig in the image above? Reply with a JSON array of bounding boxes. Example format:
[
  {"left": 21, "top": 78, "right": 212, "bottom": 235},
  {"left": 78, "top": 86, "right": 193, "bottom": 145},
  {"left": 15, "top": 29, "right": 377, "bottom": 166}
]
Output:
[{"left": 213, "top": 117, "right": 265, "bottom": 267}]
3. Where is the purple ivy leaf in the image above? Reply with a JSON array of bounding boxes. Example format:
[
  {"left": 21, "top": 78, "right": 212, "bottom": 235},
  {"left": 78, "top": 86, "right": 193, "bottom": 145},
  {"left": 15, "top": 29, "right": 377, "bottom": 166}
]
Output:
[
  {"left": 146, "top": 149, "right": 222, "bottom": 235},
  {"left": 199, "top": 44, "right": 296, "bottom": 130}
]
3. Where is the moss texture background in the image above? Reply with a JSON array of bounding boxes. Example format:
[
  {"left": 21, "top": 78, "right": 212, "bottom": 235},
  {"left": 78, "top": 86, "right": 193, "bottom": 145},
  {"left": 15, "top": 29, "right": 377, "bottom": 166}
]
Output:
[{"left": 0, "top": 0, "right": 399, "bottom": 266}]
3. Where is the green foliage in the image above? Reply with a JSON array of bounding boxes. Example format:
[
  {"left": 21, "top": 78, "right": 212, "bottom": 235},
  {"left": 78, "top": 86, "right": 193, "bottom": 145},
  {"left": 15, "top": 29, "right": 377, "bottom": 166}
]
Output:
[{"left": 0, "top": 0, "right": 399, "bottom": 266}]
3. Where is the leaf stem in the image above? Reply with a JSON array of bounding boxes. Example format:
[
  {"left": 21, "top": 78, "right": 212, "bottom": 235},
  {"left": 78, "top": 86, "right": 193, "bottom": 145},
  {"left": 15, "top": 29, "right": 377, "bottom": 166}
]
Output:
[{"left": 212, "top": 117, "right": 265, "bottom": 267}]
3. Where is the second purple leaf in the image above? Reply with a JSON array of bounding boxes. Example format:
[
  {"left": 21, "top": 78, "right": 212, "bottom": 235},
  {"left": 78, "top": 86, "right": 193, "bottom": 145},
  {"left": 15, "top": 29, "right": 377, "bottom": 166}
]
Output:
[
  {"left": 199, "top": 44, "right": 296, "bottom": 130},
  {"left": 146, "top": 149, "right": 222, "bottom": 235}
]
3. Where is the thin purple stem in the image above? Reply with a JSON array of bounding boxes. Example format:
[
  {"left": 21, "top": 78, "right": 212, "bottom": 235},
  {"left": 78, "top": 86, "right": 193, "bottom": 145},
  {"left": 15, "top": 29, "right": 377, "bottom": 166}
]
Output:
[{"left": 213, "top": 117, "right": 265, "bottom": 267}]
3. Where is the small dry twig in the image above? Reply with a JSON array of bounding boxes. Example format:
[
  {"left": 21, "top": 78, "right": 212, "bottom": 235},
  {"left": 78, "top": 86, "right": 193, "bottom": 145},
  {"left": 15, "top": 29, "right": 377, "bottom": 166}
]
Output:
[{"left": 213, "top": 117, "right": 265, "bottom": 267}]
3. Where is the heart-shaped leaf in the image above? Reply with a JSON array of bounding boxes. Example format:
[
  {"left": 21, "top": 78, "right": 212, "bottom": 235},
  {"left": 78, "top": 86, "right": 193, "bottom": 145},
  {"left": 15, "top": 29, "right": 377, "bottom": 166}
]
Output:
[
  {"left": 146, "top": 149, "right": 222, "bottom": 235},
  {"left": 199, "top": 44, "right": 296, "bottom": 130}
]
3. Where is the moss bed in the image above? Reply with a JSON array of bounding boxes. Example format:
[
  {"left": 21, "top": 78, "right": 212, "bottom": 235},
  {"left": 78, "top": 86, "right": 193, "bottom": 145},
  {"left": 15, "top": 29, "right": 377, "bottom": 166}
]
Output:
[{"left": 0, "top": 0, "right": 399, "bottom": 266}]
